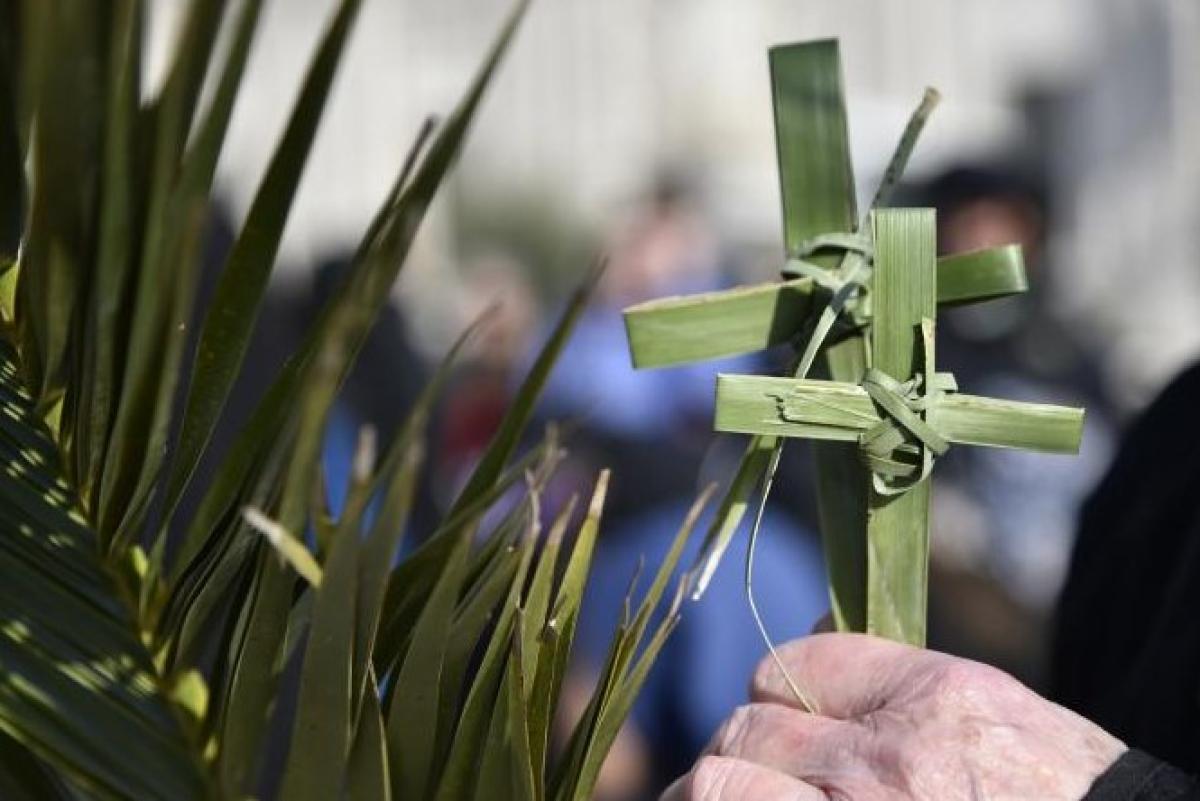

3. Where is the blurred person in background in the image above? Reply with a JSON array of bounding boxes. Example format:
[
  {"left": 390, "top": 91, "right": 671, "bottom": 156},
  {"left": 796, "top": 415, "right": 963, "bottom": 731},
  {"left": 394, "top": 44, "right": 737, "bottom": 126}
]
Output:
[
  {"left": 311, "top": 253, "right": 432, "bottom": 518},
  {"left": 913, "top": 164, "right": 1117, "bottom": 685},
  {"left": 536, "top": 171, "right": 731, "bottom": 519},
  {"left": 185, "top": 236, "right": 435, "bottom": 527},
  {"left": 435, "top": 251, "right": 540, "bottom": 506},
  {"left": 539, "top": 173, "right": 828, "bottom": 801}
]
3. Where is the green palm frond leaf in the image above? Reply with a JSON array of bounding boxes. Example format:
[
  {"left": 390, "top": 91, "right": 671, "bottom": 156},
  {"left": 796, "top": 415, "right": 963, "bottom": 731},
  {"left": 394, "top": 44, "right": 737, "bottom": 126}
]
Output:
[
  {"left": 0, "top": 0, "right": 701, "bottom": 798},
  {"left": 0, "top": 342, "right": 210, "bottom": 799}
]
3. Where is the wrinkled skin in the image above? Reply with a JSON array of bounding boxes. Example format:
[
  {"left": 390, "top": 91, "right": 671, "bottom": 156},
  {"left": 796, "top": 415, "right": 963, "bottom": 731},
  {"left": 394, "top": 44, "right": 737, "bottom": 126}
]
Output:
[{"left": 663, "top": 633, "right": 1124, "bottom": 801}]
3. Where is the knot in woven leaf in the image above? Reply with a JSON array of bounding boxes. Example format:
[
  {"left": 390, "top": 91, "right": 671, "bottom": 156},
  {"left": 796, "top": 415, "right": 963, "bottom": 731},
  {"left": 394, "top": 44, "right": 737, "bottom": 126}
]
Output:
[
  {"left": 782, "top": 231, "right": 874, "bottom": 293},
  {"left": 858, "top": 367, "right": 956, "bottom": 496},
  {"left": 781, "top": 231, "right": 875, "bottom": 369}
]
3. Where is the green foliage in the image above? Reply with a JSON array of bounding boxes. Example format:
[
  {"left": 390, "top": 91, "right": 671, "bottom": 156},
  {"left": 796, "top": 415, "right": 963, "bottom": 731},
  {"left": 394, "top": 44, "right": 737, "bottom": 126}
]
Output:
[{"left": 0, "top": 1, "right": 699, "bottom": 798}]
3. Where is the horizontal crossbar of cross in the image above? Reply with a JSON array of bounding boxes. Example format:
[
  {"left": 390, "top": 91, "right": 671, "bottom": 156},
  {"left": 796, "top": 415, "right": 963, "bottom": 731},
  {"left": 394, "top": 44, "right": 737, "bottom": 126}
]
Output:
[
  {"left": 623, "top": 244, "right": 1026, "bottom": 369},
  {"left": 714, "top": 373, "right": 1084, "bottom": 454}
]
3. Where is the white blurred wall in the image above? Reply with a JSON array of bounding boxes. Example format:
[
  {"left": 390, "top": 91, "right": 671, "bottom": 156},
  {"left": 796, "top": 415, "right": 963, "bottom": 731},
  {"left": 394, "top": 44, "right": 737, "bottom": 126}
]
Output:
[{"left": 1050, "top": 0, "right": 1200, "bottom": 406}]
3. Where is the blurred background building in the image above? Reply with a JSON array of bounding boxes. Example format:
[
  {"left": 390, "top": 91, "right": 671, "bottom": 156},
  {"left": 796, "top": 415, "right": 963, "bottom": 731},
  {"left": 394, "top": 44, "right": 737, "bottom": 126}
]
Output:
[{"left": 155, "top": 1, "right": 1200, "bottom": 798}]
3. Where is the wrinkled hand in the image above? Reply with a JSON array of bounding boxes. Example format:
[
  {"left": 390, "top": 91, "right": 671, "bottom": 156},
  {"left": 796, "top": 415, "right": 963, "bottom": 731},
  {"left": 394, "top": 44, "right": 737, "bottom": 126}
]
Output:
[{"left": 664, "top": 633, "right": 1124, "bottom": 800}]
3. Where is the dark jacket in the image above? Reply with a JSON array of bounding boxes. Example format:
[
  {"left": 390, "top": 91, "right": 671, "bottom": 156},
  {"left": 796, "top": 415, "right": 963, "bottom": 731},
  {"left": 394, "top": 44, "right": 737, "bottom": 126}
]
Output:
[
  {"left": 1086, "top": 751, "right": 1198, "bottom": 800},
  {"left": 1057, "top": 363, "right": 1200, "bottom": 798}
]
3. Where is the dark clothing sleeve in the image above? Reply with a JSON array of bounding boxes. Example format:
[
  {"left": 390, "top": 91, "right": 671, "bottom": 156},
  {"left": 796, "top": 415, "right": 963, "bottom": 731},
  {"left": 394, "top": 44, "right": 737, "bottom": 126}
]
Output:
[
  {"left": 1085, "top": 750, "right": 1200, "bottom": 801},
  {"left": 1052, "top": 362, "right": 1200, "bottom": 769}
]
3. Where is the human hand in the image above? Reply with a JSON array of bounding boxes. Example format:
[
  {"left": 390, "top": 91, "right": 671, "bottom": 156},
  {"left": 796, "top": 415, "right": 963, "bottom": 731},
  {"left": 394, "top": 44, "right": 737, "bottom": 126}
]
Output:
[{"left": 663, "top": 633, "right": 1124, "bottom": 800}]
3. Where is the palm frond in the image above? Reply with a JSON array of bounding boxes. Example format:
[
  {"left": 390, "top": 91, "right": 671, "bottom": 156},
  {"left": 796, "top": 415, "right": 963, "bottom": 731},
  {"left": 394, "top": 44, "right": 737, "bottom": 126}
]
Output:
[
  {"left": 0, "top": 341, "right": 210, "bottom": 799},
  {"left": 0, "top": 0, "right": 700, "bottom": 798}
]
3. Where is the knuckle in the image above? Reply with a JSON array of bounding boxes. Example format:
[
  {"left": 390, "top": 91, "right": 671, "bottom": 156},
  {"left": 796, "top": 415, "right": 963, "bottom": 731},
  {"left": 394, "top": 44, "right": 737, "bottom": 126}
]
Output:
[
  {"left": 716, "top": 703, "right": 810, "bottom": 757},
  {"left": 751, "top": 643, "right": 803, "bottom": 697},
  {"left": 712, "top": 704, "right": 760, "bottom": 755},
  {"left": 753, "top": 638, "right": 801, "bottom": 677},
  {"left": 937, "top": 657, "right": 990, "bottom": 685},
  {"left": 750, "top": 654, "right": 776, "bottom": 694},
  {"left": 932, "top": 658, "right": 1015, "bottom": 711},
  {"left": 688, "top": 755, "right": 736, "bottom": 801}
]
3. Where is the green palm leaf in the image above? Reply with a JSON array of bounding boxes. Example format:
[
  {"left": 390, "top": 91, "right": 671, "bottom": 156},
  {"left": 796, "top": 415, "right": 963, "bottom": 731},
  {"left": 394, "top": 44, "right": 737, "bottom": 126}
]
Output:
[
  {"left": 0, "top": 0, "right": 700, "bottom": 798},
  {"left": 0, "top": 342, "right": 210, "bottom": 799}
]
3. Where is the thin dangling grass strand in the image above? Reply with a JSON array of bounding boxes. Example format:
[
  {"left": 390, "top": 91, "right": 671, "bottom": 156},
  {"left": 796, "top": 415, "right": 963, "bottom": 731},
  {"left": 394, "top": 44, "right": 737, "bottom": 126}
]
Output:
[{"left": 744, "top": 442, "right": 818, "bottom": 714}]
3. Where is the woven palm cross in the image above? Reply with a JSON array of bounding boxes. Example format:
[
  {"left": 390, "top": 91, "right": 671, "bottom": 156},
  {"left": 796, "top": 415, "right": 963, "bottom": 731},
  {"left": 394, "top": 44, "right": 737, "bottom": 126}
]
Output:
[{"left": 621, "top": 40, "right": 1083, "bottom": 647}]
